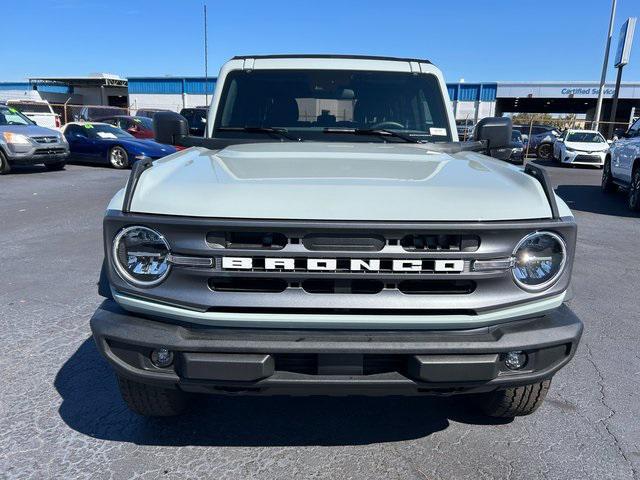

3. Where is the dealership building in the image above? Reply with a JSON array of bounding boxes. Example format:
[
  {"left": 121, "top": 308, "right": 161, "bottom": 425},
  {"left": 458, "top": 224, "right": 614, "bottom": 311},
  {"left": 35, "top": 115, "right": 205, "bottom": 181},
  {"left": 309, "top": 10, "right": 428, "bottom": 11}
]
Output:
[{"left": 2, "top": 75, "right": 639, "bottom": 128}]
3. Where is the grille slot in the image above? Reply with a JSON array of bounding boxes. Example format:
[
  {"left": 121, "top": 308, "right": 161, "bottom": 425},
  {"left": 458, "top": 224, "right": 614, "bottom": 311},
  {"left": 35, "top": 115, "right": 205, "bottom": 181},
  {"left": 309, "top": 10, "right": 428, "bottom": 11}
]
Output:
[
  {"left": 207, "top": 231, "right": 287, "bottom": 250},
  {"left": 574, "top": 154, "right": 602, "bottom": 163},
  {"left": 34, "top": 148, "right": 66, "bottom": 155},
  {"left": 398, "top": 280, "right": 476, "bottom": 295},
  {"left": 302, "top": 279, "right": 384, "bottom": 294},
  {"left": 401, "top": 234, "right": 479, "bottom": 252},
  {"left": 32, "top": 136, "right": 59, "bottom": 144},
  {"left": 303, "top": 233, "right": 385, "bottom": 251}
]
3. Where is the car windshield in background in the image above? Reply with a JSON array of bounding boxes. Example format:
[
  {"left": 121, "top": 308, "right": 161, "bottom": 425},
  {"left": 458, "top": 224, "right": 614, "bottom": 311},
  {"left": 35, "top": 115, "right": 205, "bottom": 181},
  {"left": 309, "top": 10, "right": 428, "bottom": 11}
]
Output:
[
  {"left": 85, "top": 124, "right": 133, "bottom": 139},
  {"left": 214, "top": 69, "right": 451, "bottom": 142},
  {"left": 133, "top": 117, "right": 153, "bottom": 129},
  {"left": 0, "top": 106, "right": 34, "bottom": 126},
  {"left": 8, "top": 103, "right": 51, "bottom": 114},
  {"left": 566, "top": 132, "right": 604, "bottom": 143},
  {"left": 512, "top": 130, "right": 522, "bottom": 140}
]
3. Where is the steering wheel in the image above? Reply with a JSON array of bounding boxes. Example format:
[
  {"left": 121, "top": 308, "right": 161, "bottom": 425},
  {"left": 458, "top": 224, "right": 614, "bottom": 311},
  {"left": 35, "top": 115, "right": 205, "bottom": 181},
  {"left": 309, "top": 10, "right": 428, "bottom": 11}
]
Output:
[{"left": 370, "top": 121, "right": 405, "bottom": 130}]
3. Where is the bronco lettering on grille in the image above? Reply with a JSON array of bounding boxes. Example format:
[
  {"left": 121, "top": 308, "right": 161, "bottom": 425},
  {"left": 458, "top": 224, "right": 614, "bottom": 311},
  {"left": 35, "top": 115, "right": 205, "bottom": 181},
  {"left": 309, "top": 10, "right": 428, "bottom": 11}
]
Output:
[{"left": 221, "top": 257, "right": 465, "bottom": 273}]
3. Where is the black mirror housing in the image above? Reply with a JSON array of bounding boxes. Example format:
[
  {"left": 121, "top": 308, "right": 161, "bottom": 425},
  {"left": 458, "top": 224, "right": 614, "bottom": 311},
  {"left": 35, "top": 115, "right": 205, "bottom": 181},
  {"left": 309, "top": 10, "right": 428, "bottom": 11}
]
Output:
[
  {"left": 154, "top": 112, "right": 189, "bottom": 145},
  {"left": 473, "top": 117, "right": 512, "bottom": 158}
]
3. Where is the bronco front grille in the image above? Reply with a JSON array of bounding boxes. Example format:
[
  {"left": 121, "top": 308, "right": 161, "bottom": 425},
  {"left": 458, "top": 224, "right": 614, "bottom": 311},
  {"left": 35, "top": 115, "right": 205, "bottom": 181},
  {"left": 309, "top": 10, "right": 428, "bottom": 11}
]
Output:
[{"left": 104, "top": 213, "right": 577, "bottom": 314}]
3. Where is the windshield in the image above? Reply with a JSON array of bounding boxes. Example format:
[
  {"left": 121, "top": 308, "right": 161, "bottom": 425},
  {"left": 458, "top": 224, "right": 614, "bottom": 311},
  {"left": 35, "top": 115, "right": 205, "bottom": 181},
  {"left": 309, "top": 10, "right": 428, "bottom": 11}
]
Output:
[
  {"left": 132, "top": 117, "right": 153, "bottom": 129},
  {"left": 214, "top": 69, "right": 451, "bottom": 142},
  {"left": 84, "top": 124, "right": 134, "bottom": 139},
  {"left": 0, "top": 106, "right": 34, "bottom": 126},
  {"left": 8, "top": 102, "right": 52, "bottom": 114},
  {"left": 566, "top": 131, "right": 604, "bottom": 143},
  {"left": 511, "top": 130, "right": 522, "bottom": 141}
]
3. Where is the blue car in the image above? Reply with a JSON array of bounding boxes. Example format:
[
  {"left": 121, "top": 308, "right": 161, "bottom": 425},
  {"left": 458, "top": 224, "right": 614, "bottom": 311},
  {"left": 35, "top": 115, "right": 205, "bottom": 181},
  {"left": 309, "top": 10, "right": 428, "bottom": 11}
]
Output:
[{"left": 62, "top": 122, "right": 176, "bottom": 169}]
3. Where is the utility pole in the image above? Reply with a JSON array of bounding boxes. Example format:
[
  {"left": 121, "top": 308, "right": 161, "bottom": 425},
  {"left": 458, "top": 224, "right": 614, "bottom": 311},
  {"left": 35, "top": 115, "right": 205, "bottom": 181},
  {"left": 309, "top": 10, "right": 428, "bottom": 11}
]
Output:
[
  {"left": 593, "top": 0, "right": 617, "bottom": 131},
  {"left": 204, "top": 3, "right": 209, "bottom": 106}
]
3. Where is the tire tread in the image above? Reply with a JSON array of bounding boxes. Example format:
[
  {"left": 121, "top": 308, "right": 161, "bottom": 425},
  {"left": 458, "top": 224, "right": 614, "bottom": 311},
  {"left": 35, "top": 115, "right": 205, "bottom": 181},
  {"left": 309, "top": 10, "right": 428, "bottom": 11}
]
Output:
[{"left": 117, "top": 375, "right": 188, "bottom": 417}]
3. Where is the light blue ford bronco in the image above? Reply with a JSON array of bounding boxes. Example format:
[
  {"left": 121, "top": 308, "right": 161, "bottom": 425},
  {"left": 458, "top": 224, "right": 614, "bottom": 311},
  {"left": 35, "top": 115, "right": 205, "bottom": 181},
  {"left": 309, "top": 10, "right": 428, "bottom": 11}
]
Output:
[{"left": 91, "top": 55, "right": 582, "bottom": 418}]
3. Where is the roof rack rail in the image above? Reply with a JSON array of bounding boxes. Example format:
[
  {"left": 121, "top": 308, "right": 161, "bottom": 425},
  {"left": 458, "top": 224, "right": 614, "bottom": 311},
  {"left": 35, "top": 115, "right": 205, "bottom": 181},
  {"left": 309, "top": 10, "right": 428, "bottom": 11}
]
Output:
[{"left": 231, "top": 54, "right": 432, "bottom": 64}]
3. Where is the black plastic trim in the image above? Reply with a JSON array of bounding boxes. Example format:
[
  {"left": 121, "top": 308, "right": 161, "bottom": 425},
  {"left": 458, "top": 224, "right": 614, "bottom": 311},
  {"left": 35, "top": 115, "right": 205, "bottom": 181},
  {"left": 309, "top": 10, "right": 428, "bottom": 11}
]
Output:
[
  {"left": 525, "top": 163, "right": 560, "bottom": 219},
  {"left": 121, "top": 157, "right": 153, "bottom": 213},
  {"left": 231, "top": 54, "right": 432, "bottom": 64}
]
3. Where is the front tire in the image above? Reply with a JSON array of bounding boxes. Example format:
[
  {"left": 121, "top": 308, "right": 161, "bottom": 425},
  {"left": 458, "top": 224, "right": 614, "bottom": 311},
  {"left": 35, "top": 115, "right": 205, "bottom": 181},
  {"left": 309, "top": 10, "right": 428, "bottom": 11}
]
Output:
[
  {"left": 629, "top": 168, "right": 640, "bottom": 211},
  {"left": 537, "top": 143, "right": 553, "bottom": 161},
  {"left": 0, "top": 150, "right": 11, "bottom": 174},
  {"left": 117, "top": 375, "right": 189, "bottom": 417},
  {"left": 478, "top": 380, "right": 551, "bottom": 418},
  {"left": 109, "top": 146, "right": 129, "bottom": 169},
  {"left": 601, "top": 159, "right": 616, "bottom": 193}
]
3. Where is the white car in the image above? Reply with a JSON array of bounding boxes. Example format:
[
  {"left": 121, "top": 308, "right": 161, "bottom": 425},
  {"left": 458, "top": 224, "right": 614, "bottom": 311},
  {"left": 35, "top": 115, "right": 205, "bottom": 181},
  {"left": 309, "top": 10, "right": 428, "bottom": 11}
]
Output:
[
  {"left": 552, "top": 129, "right": 608, "bottom": 167},
  {"left": 5, "top": 100, "right": 60, "bottom": 129}
]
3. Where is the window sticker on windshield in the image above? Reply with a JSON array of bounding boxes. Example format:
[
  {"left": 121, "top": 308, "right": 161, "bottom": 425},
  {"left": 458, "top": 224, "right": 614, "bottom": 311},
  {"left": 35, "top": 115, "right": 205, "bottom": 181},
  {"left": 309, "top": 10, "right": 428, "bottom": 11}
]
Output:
[
  {"left": 133, "top": 118, "right": 141, "bottom": 123},
  {"left": 97, "top": 132, "right": 117, "bottom": 139},
  {"left": 430, "top": 127, "right": 447, "bottom": 136},
  {"left": 8, "top": 108, "right": 18, "bottom": 113},
  {"left": 83, "top": 124, "right": 94, "bottom": 129}
]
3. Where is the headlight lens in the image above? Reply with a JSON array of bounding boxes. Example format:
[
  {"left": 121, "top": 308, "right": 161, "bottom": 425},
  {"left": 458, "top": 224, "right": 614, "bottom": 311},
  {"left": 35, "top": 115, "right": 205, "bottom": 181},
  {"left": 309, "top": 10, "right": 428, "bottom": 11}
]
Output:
[
  {"left": 512, "top": 232, "right": 566, "bottom": 291},
  {"left": 2, "top": 132, "right": 31, "bottom": 145},
  {"left": 112, "top": 226, "right": 171, "bottom": 287}
]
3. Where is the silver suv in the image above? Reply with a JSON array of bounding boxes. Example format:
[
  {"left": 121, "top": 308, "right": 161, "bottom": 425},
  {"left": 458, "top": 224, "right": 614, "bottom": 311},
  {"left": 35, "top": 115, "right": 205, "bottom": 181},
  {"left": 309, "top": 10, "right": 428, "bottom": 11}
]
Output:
[
  {"left": 602, "top": 116, "right": 640, "bottom": 210},
  {"left": 0, "top": 105, "right": 69, "bottom": 173}
]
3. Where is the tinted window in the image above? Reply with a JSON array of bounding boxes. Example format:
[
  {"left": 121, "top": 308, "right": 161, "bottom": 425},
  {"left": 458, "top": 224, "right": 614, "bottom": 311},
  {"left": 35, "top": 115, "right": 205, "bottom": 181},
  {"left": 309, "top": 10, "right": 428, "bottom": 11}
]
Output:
[
  {"left": 8, "top": 102, "right": 52, "bottom": 114},
  {"left": 566, "top": 132, "right": 605, "bottom": 143},
  {"left": 214, "top": 69, "right": 451, "bottom": 141}
]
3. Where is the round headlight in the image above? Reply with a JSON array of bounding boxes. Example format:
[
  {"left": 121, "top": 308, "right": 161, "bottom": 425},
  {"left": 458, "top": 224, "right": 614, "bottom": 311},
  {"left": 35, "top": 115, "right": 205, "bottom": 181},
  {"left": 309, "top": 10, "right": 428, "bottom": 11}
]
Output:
[
  {"left": 112, "top": 226, "right": 171, "bottom": 287},
  {"left": 512, "top": 231, "right": 566, "bottom": 291}
]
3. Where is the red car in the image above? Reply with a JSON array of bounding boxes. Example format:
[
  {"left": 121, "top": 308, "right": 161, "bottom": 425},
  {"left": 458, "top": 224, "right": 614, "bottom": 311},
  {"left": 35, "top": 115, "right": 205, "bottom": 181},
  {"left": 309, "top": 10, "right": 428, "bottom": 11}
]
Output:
[{"left": 96, "top": 115, "right": 155, "bottom": 139}]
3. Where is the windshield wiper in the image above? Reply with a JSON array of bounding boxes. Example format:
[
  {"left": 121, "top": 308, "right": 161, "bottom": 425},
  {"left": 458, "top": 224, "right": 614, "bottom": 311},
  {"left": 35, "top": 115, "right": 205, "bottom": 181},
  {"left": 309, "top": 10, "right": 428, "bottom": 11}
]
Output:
[
  {"left": 217, "top": 126, "right": 302, "bottom": 141},
  {"left": 323, "top": 127, "right": 422, "bottom": 143}
]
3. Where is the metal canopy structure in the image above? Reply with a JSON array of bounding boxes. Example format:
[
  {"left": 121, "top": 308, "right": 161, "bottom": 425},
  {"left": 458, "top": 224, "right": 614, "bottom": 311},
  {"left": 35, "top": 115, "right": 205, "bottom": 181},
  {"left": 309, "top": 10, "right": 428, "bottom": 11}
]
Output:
[{"left": 28, "top": 74, "right": 128, "bottom": 88}]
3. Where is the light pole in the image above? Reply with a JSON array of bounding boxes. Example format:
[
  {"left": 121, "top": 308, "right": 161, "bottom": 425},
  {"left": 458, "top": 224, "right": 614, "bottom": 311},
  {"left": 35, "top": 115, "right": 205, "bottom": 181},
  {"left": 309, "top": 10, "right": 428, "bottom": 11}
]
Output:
[
  {"left": 204, "top": 3, "right": 209, "bottom": 106},
  {"left": 593, "top": 0, "right": 617, "bottom": 131}
]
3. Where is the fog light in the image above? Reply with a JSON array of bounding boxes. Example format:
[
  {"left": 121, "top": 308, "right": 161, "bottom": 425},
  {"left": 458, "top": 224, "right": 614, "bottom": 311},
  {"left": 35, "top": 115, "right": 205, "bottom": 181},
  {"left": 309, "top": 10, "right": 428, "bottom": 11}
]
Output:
[
  {"left": 151, "top": 347, "right": 174, "bottom": 368},
  {"left": 504, "top": 351, "right": 527, "bottom": 370}
]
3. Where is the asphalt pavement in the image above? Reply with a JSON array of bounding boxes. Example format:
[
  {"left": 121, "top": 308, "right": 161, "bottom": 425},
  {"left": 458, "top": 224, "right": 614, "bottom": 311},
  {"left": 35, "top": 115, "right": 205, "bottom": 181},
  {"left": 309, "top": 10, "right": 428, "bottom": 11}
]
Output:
[{"left": 0, "top": 160, "right": 638, "bottom": 480}]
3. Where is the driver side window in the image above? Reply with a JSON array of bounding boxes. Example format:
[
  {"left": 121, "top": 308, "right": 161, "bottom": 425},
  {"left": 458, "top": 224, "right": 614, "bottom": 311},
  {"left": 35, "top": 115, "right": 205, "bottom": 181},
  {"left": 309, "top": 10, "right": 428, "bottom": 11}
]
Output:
[{"left": 627, "top": 119, "right": 640, "bottom": 138}]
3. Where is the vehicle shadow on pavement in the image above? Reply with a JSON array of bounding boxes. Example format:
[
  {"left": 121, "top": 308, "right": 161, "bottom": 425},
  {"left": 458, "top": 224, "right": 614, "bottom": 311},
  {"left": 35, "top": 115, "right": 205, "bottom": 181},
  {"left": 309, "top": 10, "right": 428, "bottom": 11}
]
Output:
[
  {"left": 555, "top": 185, "right": 637, "bottom": 218},
  {"left": 55, "top": 339, "right": 511, "bottom": 447}
]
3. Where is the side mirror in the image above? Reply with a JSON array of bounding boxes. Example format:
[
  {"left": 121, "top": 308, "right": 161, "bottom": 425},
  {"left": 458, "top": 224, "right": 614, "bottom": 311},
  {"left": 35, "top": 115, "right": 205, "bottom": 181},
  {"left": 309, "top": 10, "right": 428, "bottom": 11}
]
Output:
[
  {"left": 473, "top": 117, "right": 512, "bottom": 159},
  {"left": 154, "top": 112, "right": 189, "bottom": 145}
]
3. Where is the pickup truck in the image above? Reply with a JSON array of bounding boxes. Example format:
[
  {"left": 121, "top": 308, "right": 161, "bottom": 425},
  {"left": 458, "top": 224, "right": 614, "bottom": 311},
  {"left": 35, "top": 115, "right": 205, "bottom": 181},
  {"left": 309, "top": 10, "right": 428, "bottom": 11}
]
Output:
[{"left": 91, "top": 55, "right": 582, "bottom": 419}]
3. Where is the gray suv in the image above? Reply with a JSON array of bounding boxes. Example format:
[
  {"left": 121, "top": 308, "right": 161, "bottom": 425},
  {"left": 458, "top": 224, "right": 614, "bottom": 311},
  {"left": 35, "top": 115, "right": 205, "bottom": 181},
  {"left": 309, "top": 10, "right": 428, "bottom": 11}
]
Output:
[{"left": 0, "top": 105, "right": 69, "bottom": 173}]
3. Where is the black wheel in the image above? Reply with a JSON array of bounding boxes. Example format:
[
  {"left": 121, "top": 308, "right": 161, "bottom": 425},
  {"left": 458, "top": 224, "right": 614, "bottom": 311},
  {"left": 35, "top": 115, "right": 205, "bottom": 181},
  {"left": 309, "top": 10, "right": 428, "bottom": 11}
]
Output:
[
  {"left": 109, "top": 146, "right": 129, "bottom": 169},
  {"left": 44, "top": 161, "right": 66, "bottom": 171},
  {"left": 537, "top": 143, "right": 553, "bottom": 160},
  {"left": 478, "top": 380, "right": 551, "bottom": 418},
  {"left": 601, "top": 158, "right": 617, "bottom": 193},
  {"left": 629, "top": 167, "right": 640, "bottom": 212},
  {"left": 117, "top": 375, "right": 189, "bottom": 417},
  {"left": 0, "top": 150, "right": 11, "bottom": 174}
]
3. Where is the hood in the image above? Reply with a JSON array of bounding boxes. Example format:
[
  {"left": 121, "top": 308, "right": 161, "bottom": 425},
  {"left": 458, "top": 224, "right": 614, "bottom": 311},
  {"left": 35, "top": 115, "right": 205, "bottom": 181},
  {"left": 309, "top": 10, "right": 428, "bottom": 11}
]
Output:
[
  {"left": 124, "top": 142, "right": 553, "bottom": 221},
  {"left": 564, "top": 141, "right": 608, "bottom": 152},
  {"left": 0, "top": 124, "right": 61, "bottom": 136},
  {"left": 120, "top": 138, "right": 175, "bottom": 155}
]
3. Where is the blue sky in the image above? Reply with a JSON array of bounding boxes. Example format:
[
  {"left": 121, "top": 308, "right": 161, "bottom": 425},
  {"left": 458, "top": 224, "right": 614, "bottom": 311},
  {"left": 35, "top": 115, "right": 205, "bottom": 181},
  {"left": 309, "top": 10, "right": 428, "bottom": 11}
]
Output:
[{"left": 1, "top": 0, "right": 639, "bottom": 83}]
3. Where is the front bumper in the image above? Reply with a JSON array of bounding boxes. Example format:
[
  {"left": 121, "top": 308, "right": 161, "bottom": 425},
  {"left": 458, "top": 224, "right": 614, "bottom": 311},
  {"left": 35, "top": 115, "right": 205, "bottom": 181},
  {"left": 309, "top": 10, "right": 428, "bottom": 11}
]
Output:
[
  {"left": 6, "top": 146, "right": 69, "bottom": 165},
  {"left": 561, "top": 150, "right": 606, "bottom": 166},
  {"left": 91, "top": 299, "right": 583, "bottom": 396}
]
